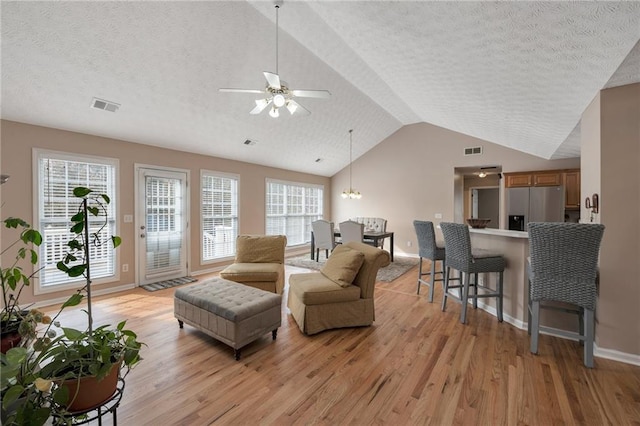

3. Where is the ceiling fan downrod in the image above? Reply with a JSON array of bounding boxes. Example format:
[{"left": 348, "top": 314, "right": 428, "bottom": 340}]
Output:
[{"left": 275, "top": 4, "right": 279, "bottom": 76}]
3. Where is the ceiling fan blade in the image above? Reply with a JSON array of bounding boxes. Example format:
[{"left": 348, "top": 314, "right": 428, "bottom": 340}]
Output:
[
  {"left": 286, "top": 99, "right": 310, "bottom": 115},
  {"left": 291, "top": 89, "right": 331, "bottom": 99},
  {"left": 263, "top": 72, "right": 281, "bottom": 90},
  {"left": 219, "top": 88, "right": 264, "bottom": 94},
  {"left": 250, "top": 98, "right": 272, "bottom": 115}
]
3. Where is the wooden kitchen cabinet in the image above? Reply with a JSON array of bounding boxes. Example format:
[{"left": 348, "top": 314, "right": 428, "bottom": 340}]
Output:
[
  {"left": 505, "top": 171, "right": 561, "bottom": 188},
  {"left": 532, "top": 172, "right": 562, "bottom": 186},
  {"left": 505, "top": 173, "right": 533, "bottom": 187},
  {"left": 564, "top": 170, "right": 581, "bottom": 209}
]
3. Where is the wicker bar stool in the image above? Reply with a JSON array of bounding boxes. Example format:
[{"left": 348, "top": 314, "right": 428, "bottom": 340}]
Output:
[
  {"left": 413, "top": 220, "right": 446, "bottom": 302},
  {"left": 440, "top": 222, "right": 506, "bottom": 324},
  {"left": 527, "top": 222, "right": 605, "bottom": 368}
]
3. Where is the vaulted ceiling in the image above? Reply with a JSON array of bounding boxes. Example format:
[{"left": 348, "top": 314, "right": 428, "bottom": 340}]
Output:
[{"left": 2, "top": 1, "right": 639, "bottom": 176}]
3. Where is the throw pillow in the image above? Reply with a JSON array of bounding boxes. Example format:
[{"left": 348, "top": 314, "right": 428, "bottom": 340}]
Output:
[{"left": 321, "top": 245, "right": 365, "bottom": 287}]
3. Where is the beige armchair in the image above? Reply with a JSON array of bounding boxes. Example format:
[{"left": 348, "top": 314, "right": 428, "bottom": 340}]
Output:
[
  {"left": 220, "top": 235, "right": 287, "bottom": 294},
  {"left": 287, "top": 241, "right": 391, "bottom": 335}
]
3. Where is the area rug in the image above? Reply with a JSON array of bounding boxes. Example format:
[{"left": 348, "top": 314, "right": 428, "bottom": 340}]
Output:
[
  {"left": 285, "top": 255, "right": 418, "bottom": 282},
  {"left": 141, "top": 276, "right": 197, "bottom": 292}
]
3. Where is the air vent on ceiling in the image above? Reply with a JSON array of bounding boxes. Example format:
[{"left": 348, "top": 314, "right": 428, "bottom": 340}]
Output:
[
  {"left": 244, "top": 139, "right": 257, "bottom": 146},
  {"left": 90, "top": 98, "right": 120, "bottom": 113},
  {"left": 464, "top": 146, "right": 483, "bottom": 156}
]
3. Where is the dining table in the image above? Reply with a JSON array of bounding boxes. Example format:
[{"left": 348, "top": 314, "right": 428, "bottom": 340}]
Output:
[{"left": 310, "top": 230, "right": 394, "bottom": 261}]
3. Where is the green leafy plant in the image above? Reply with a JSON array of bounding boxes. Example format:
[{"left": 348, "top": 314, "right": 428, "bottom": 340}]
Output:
[
  {"left": 1, "top": 218, "right": 43, "bottom": 336},
  {"left": 1, "top": 187, "right": 143, "bottom": 426}
]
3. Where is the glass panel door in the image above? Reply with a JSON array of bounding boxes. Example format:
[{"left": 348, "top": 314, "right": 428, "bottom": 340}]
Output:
[{"left": 137, "top": 168, "right": 188, "bottom": 285}]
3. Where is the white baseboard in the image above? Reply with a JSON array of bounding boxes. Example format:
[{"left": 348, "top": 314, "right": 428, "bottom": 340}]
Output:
[
  {"left": 191, "top": 266, "right": 226, "bottom": 276},
  {"left": 469, "top": 296, "right": 640, "bottom": 366},
  {"left": 31, "top": 283, "right": 137, "bottom": 309},
  {"left": 594, "top": 345, "right": 640, "bottom": 366}
]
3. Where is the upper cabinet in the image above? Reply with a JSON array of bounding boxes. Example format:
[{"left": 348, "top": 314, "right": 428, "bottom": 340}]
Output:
[
  {"left": 505, "top": 173, "right": 533, "bottom": 187},
  {"left": 504, "top": 169, "right": 580, "bottom": 210},
  {"left": 564, "top": 170, "right": 581, "bottom": 210},
  {"left": 505, "top": 171, "right": 562, "bottom": 187}
]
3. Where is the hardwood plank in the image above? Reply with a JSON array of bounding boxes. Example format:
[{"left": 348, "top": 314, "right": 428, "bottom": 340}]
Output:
[{"left": 40, "top": 265, "right": 640, "bottom": 425}]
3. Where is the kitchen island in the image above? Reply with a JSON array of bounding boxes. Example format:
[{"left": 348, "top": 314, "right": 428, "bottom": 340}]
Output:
[
  {"left": 468, "top": 227, "right": 576, "bottom": 332},
  {"left": 468, "top": 228, "right": 529, "bottom": 328}
]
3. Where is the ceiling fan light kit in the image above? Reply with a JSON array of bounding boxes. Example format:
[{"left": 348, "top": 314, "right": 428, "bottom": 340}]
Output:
[{"left": 219, "top": 4, "right": 330, "bottom": 118}]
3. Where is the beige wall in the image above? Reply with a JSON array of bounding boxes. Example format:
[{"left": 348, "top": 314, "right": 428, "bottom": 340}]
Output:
[
  {"left": 581, "top": 93, "right": 601, "bottom": 224},
  {"left": 594, "top": 83, "right": 640, "bottom": 356},
  {"left": 331, "top": 122, "right": 579, "bottom": 256},
  {"left": 0, "top": 120, "right": 330, "bottom": 306}
]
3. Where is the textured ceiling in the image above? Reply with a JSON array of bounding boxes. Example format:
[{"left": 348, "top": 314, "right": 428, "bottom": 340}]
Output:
[{"left": 2, "top": 1, "right": 639, "bottom": 177}]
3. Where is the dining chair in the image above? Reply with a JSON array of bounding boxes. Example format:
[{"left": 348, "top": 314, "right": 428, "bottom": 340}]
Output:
[
  {"left": 527, "top": 222, "right": 605, "bottom": 368},
  {"left": 339, "top": 220, "right": 364, "bottom": 244},
  {"left": 440, "top": 222, "right": 506, "bottom": 324},
  {"left": 311, "top": 219, "right": 336, "bottom": 262},
  {"left": 353, "top": 217, "right": 387, "bottom": 249},
  {"left": 413, "top": 220, "right": 445, "bottom": 302}
]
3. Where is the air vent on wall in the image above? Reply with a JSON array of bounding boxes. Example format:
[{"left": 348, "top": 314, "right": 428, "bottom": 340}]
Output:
[
  {"left": 90, "top": 97, "right": 120, "bottom": 112},
  {"left": 464, "top": 146, "right": 483, "bottom": 156},
  {"left": 243, "top": 139, "right": 257, "bottom": 146}
]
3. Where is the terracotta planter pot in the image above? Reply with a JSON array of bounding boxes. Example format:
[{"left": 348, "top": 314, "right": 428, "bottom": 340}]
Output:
[
  {"left": 60, "top": 360, "right": 121, "bottom": 413},
  {"left": 1, "top": 331, "right": 22, "bottom": 354}
]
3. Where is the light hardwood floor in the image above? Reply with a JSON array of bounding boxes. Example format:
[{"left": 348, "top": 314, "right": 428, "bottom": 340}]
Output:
[{"left": 46, "top": 264, "right": 640, "bottom": 425}]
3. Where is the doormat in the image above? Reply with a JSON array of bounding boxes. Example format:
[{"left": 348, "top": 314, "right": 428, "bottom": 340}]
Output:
[{"left": 141, "top": 276, "right": 197, "bottom": 292}]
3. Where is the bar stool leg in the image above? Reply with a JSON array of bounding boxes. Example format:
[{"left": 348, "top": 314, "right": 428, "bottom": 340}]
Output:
[
  {"left": 584, "top": 308, "right": 595, "bottom": 368},
  {"left": 578, "top": 310, "right": 585, "bottom": 346},
  {"left": 441, "top": 266, "right": 450, "bottom": 311},
  {"left": 428, "top": 258, "right": 436, "bottom": 302},
  {"left": 472, "top": 273, "right": 478, "bottom": 309},
  {"left": 530, "top": 301, "right": 541, "bottom": 354},
  {"left": 497, "top": 271, "right": 504, "bottom": 322},
  {"left": 417, "top": 257, "right": 423, "bottom": 295},
  {"left": 460, "top": 272, "right": 470, "bottom": 324}
]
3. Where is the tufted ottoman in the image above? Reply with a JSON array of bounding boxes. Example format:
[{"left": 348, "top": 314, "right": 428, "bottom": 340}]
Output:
[{"left": 174, "top": 278, "right": 282, "bottom": 360}]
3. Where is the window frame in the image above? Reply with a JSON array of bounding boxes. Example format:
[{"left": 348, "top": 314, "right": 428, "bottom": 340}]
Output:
[
  {"left": 200, "top": 169, "right": 240, "bottom": 263},
  {"left": 265, "top": 178, "right": 324, "bottom": 247},
  {"left": 32, "top": 149, "right": 120, "bottom": 295}
]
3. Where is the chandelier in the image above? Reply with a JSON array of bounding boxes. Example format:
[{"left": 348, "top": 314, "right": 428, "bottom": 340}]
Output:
[{"left": 341, "top": 129, "right": 362, "bottom": 199}]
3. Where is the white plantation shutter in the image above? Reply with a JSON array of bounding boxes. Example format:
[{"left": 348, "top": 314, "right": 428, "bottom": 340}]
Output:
[
  {"left": 266, "top": 180, "right": 323, "bottom": 246},
  {"left": 201, "top": 171, "right": 238, "bottom": 260},
  {"left": 36, "top": 151, "right": 118, "bottom": 290}
]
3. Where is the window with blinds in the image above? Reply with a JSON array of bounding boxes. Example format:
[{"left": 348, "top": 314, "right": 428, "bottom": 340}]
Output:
[
  {"left": 201, "top": 171, "right": 238, "bottom": 261},
  {"left": 266, "top": 180, "right": 323, "bottom": 246},
  {"left": 35, "top": 150, "right": 118, "bottom": 292}
]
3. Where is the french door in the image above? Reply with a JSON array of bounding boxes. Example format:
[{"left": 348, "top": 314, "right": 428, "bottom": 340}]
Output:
[{"left": 136, "top": 167, "right": 189, "bottom": 285}]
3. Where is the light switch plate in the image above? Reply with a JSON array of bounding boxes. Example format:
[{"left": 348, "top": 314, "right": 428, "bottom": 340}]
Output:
[
  {"left": 435, "top": 213, "right": 443, "bottom": 219},
  {"left": 124, "top": 214, "right": 133, "bottom": 223}
]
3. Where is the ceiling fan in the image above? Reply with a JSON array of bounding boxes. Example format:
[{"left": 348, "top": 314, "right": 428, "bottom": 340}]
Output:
[{"left": 219, "top": 4, "right": 331, "bottom": 118}]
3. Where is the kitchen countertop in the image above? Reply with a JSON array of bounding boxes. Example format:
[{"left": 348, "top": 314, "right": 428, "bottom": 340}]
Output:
[{"left": 468, "top": 228, "right": 528, "bottom": 239}]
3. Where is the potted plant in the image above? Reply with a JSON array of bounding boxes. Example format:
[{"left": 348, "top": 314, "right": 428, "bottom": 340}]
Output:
[
  {"left": 1, "top": 218, "right": 43, "bottom": 353},
  {"left": 1, "top": 187, "right": 143, "bottom": 425}
]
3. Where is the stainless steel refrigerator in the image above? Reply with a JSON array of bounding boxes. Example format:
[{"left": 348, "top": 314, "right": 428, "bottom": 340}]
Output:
[{"left": 507, "top": 186, "right": 565, "bottom": 231}]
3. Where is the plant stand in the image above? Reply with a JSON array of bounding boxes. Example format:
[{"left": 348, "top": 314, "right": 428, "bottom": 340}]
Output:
[{"left": 52, "top": 378, "right": 124, "bottom": 426}]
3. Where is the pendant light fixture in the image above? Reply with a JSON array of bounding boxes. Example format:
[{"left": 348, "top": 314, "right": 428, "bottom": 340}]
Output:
[{"left": 341, "top": 129, "right": 362, "bottom": 199}]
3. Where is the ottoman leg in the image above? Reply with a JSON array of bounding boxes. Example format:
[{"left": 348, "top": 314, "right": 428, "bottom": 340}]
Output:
[
  {"left": 234, "top": 349, "right": 241, "bottom": 361},
  {"left": 272, "top": 329, "right": 278, "bottom": 340},
  {"left": 178, "top": 320, "right": 184, "bottom": 329}
]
